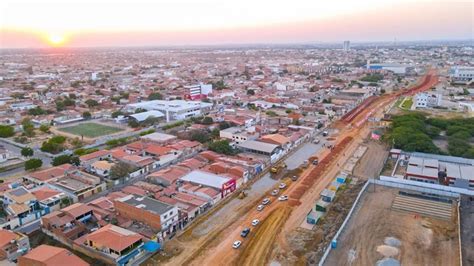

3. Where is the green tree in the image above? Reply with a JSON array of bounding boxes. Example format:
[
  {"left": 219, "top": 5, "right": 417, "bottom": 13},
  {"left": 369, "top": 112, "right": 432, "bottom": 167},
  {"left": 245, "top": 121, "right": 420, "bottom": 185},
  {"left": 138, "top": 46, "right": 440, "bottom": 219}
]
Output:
[
  {"left": 52, "top": 155, "right": 72, "bottom": 166},
  {"left": 201, "top": 116, "right": 213, "bottom": 125},
  {"left": 148, "top": 92, "right": 163, "bottom": 100},
  {"left": 28, "top": 107, "right": 47, "bottom": 116},
  {"left": 22, "top": 118, "right": 35, "bottom": 137},
  {"left": 56, "top": 100, "right": 65, "bottom": 111},
  {"left": 111, "top": 110, "right": 123, "bottom": 118},
  {"left": 110, "top": 162, "right": 134, "bottom": 180},
  {"left": 21, "top": 147, "right": 34, "bottom": 157},
  {"left": 39, "top": 124, "right": 50, "bottom": 133},
  {"left": 0, "top": 125, "right": 15, "bottom": 138},
  {"left": 191, "top": 131, "right": 211, "bottom": 143},
  {"left": 85, "top": 99, "right": 99, "bottom": 108},
  {"left": 82, "top": 111, "right": 92, "bottom": 119},
  {"left": 25, "top": 158, "right": 42, "bottom": 171},
  {"left": 208, "top": 139, "right": 235, "bottom": 155}
]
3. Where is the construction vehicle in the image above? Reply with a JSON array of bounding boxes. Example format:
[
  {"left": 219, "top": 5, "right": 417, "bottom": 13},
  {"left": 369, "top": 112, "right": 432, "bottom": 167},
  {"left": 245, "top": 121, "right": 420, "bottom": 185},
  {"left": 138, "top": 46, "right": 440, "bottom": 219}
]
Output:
[{"left": 270, "top": 163, "right": 287, "bottom": 174}]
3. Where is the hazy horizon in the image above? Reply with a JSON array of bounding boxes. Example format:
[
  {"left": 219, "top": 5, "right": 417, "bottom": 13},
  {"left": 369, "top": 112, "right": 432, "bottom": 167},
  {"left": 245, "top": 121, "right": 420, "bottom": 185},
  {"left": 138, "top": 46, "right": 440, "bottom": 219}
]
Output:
[{"left": 1, "top": 0, "right": 472, "bottom": 49}]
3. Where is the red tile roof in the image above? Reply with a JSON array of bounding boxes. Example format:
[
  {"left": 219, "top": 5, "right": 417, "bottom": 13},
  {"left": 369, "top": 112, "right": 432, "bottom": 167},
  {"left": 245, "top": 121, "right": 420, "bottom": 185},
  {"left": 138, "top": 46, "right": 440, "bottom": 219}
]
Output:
[
  {"left": 19, "top": 244, "right": 89, "bottom": 266},
  {"left": 85, "top": 224, "right": 142, "bottom": 252}
]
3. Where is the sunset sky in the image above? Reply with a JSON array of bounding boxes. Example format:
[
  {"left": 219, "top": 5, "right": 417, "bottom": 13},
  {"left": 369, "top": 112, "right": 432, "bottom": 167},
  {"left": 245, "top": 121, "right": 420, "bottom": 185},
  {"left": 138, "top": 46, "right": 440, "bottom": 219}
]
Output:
[{"left": 0, "top": 0, "right": 472, "bottom": 48}]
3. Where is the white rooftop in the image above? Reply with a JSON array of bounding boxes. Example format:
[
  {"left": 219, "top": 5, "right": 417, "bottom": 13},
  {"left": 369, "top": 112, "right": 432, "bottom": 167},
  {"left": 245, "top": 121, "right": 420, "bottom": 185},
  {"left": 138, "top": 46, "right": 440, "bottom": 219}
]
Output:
[{"left": 179, "top": 170, "right": 231, "bottom": 189}]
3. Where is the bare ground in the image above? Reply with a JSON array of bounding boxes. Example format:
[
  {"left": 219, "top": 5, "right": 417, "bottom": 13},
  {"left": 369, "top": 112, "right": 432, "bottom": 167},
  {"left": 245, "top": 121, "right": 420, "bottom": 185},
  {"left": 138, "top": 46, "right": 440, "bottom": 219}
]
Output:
[
  {"left": 324, "top": 186, "right": 459, "bottom": 266},
  {"left": 352, "top": 140, "right": 389, "bottom": 179}
]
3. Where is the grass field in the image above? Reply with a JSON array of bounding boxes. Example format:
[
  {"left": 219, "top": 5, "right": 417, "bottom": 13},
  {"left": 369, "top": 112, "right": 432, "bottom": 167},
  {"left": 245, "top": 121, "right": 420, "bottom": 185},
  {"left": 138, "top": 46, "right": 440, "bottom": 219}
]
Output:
[
  {"left": 401, "top": 97, "right": 413, "bottom": 109},
  {"left": 58, "top": 122, "right": 123, "bottom": 138}
]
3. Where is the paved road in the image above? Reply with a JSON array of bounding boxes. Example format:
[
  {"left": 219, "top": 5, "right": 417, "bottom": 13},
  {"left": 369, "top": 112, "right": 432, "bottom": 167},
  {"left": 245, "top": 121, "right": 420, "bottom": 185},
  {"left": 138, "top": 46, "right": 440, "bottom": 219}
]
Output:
[{"left": 0, "top": 139, "right": 53, "bottom": 179}]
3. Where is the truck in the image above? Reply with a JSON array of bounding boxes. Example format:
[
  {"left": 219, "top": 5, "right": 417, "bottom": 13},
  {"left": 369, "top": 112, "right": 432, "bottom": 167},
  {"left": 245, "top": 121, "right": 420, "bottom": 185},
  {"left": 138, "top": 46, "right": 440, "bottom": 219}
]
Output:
[{"left": 270, "top": 163, "right": 287, "bottom": 174}]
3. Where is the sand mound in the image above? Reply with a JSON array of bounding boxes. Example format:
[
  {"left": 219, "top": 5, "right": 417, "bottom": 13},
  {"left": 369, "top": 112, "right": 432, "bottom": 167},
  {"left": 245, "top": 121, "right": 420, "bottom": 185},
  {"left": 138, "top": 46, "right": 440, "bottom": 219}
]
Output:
[{"left": 376, "top": 245, "right": 399, "bottom": 257}]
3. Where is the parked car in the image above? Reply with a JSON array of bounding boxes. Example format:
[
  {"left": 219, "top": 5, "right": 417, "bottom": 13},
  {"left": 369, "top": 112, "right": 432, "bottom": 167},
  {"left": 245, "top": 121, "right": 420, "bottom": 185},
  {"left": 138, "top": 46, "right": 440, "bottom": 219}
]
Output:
[
  {"left": 232, "top": 241, "right": 242, "bottom": 249},
  {"left": 278, "top": 195, "right": 289, "bottom": 201},
  {"left": 271, "top": 189, "right": 279, "bottom": 196},
  {"left": 241, "top": 227, "right": 250, "bottom": 237},
  {"left": 262, "top": 198, "right": 271, "bottom": 205},
  {"left": 322, "top": 131, "right": 329, "bottom": 137},
  {"left": 313, "top": 138, "right": 320, "bottom": 144},
  {"left": 252, "top": 219, "right": 260, "bottom": 226},
  {"left": 279, "top": 183, "right": 287, "bottom": 189},
  {"left": 292, "top": 175, "right": 298, "bottom": 181},
  {"left": 257, "top": 204, "right": 265, "bottom": 211}
]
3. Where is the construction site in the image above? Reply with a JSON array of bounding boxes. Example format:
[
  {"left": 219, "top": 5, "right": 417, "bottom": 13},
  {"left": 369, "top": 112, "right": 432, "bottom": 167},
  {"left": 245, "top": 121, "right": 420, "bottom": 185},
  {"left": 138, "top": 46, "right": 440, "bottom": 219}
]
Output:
[
  {"left": 144, "top": 70, "right": 444, "bottom": 266},
  {"left": 323, "top": 185, "right": 459, "bottom": 266}
]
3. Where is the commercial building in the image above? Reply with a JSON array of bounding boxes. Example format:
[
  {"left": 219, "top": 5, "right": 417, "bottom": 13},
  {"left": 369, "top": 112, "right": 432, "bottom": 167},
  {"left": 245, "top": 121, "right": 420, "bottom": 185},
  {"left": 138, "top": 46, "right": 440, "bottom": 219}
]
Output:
[
  {"left": 219, "top": 126, "right": 259, "bottom": 144},
  {"left": 449, "top": 66, "right": 474, "bottom": 84},
  {"left": 184, "top": 84, "right": 213, "bottom": 100},
  {"left": 366, "top": 61, "right": 414, "bottom": 75},
  {"left": 125, "top": 100, "right": 213, "bottom": 122},
  {"left": 415, "top": 92, "right": 442, "bottom": 108},
  {"left": 237, "top": 140, "right": 284, "bottom": 163},
  {"left": 114, "top": 194, "right": 179, "bottom": 236},
  {"left": 178, "top": 170, "right": 237, "bottom": 200},
  {"left": 342, "top": 40, "right": 350, "bottom": 51},
  {"left": 404, "top": 154, "right": 474, "bottom": 189}
]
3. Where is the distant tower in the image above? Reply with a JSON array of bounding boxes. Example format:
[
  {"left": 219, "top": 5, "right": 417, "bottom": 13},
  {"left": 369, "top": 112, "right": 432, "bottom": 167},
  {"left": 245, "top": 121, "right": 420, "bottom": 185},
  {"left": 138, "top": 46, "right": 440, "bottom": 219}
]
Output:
[{"left": 343, "top": 40, "right": 350, "bottom": 51}]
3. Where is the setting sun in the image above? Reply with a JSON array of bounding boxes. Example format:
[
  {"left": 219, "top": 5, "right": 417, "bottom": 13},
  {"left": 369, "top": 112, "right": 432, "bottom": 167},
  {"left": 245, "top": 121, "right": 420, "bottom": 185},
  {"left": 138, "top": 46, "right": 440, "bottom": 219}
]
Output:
[{"left": 48, "top": 34, "right": 65, "bottom": 46}]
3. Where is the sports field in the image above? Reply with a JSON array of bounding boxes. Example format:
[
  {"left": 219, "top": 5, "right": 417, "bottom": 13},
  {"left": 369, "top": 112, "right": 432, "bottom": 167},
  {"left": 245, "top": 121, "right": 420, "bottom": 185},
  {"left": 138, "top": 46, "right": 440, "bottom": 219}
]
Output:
[{"left": 57, "top": 122, "right": 124, "bottom": 138}]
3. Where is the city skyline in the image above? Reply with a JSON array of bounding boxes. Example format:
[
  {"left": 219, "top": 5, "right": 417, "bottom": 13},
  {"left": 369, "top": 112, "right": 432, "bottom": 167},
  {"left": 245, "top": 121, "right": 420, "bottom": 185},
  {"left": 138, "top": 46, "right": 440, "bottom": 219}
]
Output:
[{"left": 0, "top": 0, "right": 472, "bottom": 48}]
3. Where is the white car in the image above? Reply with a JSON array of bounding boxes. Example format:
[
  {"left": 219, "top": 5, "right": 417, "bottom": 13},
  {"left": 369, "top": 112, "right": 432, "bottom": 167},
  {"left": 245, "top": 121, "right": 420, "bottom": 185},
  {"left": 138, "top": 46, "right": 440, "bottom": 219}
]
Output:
[
  {"left": 262, "top": 198, "right": 271, "bottom": 205},
  {"left": 232, "top": 241, "right": 242, "bottom": 249},
  {"left": 278, "top": 195, "right": 288, "bottom": 201},
  {"left": 257, "top": 204, "right": 265, "bottom": 211},
  {"left": 271, "top": 189, "right": 279, "bottom": 196},
  {"left": 252, "top": 219, "right": 260, "bottom": 226},
  {"left": 279, "top": 183, "right": 287, "bottom": 189}
]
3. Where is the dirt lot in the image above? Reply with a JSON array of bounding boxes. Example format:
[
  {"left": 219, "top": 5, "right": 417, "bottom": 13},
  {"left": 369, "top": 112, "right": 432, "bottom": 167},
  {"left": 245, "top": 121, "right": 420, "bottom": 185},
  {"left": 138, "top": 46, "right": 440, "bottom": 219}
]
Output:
[
  {"left": 352, "top": 140, "right": 389, "bottom": 179},
  {"left": 324, "top": 186, "right": 459, "bottom": 266}
]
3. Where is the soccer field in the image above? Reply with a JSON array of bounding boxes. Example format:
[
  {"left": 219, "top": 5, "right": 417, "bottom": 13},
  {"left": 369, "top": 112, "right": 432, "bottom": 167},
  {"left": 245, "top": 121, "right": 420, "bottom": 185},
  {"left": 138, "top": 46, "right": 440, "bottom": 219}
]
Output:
[{"left": 58, "top": 122, "right": 124, "bottom": 138}]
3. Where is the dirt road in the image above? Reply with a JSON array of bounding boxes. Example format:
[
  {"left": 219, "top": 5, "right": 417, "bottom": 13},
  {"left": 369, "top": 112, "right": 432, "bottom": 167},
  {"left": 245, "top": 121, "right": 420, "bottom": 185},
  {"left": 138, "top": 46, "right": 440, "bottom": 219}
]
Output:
[{"left": 150, "top": 70, "right": 440, "bottom": 266}]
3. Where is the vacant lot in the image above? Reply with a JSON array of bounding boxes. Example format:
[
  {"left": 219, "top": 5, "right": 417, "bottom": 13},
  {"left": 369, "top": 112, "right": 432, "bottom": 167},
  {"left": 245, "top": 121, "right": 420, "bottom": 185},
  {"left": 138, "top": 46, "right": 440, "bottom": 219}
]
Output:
[
  {"left": 325, "top": 186, "right": 459, "bottom": 266},
  {"left": 58, "top": 122, "right": 124, "bottom": 138}
]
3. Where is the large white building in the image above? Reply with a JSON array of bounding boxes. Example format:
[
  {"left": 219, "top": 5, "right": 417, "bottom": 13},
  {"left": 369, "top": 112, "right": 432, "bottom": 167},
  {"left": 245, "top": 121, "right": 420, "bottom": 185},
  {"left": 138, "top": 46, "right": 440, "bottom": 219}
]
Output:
[
  {"left": 415, "top": 92, "right": 442, "bottom": 108},
  {"left": 449, "top": 66, "right": 474, "bottom": 84},
  {"left": 367, "top": 61, "right": 414, "bottom": 75},
  {"left": 126, "top": 100, "right": 213, "bottom": 122},
  {"left": 184, "top": 84, "right": 213, "bottom": 100}
]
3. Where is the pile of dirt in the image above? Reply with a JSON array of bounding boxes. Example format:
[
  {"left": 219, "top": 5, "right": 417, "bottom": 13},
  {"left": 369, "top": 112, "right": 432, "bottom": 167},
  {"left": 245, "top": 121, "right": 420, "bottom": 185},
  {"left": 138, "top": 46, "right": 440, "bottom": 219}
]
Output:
[{"left": 376, "top": 245, "right": 399, "bottom": 257}]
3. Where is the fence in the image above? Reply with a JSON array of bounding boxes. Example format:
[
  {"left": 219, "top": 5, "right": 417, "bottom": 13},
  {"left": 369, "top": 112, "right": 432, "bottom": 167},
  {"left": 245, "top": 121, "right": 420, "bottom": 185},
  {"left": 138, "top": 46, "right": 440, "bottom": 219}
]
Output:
[{"left": 318, "top": 177, "right": 467, "bottom": 265}]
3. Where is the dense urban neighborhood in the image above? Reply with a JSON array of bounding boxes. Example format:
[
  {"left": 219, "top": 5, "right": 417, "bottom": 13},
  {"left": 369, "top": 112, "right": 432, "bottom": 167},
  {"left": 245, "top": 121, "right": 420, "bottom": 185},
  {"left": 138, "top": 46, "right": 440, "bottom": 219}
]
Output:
[{"left": 0, "top": 40, "right": 473, "bottom": 266}]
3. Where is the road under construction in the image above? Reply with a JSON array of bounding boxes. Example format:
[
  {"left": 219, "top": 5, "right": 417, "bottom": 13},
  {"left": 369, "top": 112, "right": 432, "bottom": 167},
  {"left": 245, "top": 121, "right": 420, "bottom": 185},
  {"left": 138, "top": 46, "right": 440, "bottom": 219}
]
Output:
[{"left": 152, "top": 69, "right": 440, "bottom": 266}]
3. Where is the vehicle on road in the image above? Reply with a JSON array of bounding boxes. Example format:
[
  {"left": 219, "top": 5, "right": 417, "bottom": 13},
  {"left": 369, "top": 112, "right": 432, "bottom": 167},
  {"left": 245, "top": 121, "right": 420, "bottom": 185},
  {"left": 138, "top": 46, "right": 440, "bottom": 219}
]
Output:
[
  {"left": 270, "top": 163, "right": 287, "bottom": 174},
  {"left": 279, "top": 183, "right": 287, "bottom": 189},
  {"left": 241, "top": 227, "right": 250, "bottom": 237},
  {"left": 252, "top": 219, "right": 260, "bottom": 226},
  {"left": 262, "top": 198, "right": 271, "bottom": 205},
  {"left": 302, "top": 160, "right": 309, "bottom": 168},
  {"left": 313, "top": 138, "right": 320, "bottom": 144},
  {"left": 309, "top": 155, "right": 319, "bottom": 165},
  {"left": 322, "top": 130, "right": 329, "bottom": 137},
  {"left": 278, "top": 195, "right": 288, "bottom": 201},
  {"left": 233, "top": 241, "right": 242, "bottom": 249},
  {"left": 291, "top": 175, "right": 298, "bottom": 181},
  {"left": 257, "top": 204, "right": 265, "bottom": 211},
  {"left": 271, "top": 189, "right": 279, "bottom": 196}
]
